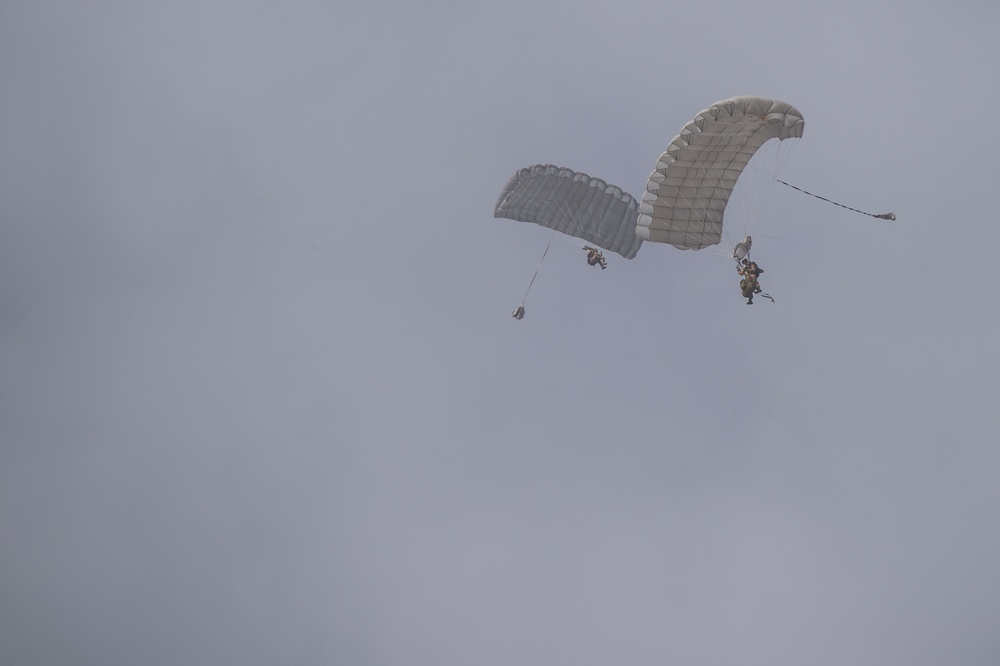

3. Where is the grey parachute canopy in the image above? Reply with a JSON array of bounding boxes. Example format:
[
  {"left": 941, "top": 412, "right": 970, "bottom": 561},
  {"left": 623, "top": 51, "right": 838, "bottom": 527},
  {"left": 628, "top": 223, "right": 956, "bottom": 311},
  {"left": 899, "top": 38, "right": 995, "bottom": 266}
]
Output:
[
  {"left": 637, "top": 96, "right": 805, "bottom": 250},
  {"left": 494, "top": 164, "right": 642, "bottom": 259}
]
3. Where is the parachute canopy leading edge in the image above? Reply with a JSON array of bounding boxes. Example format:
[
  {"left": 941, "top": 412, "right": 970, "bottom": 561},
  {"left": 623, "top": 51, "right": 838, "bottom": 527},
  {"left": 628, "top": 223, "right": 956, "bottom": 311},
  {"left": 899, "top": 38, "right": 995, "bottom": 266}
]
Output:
[
  {"left": 637, "top": 96, "right": 805, "bottom": 250},
  {"left": 494, "top": 164, "right": 643, "bottom": 259}
]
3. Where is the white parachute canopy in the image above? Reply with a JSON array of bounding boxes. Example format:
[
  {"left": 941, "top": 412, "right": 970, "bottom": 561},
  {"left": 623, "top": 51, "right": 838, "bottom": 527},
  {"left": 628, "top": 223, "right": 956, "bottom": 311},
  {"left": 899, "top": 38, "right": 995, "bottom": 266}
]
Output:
[
  {"left": 637, "top": 96, "right": 804, "bottom": 251},
  {"left": 495, "top": 164, "right": 643, "bottom": 259}
]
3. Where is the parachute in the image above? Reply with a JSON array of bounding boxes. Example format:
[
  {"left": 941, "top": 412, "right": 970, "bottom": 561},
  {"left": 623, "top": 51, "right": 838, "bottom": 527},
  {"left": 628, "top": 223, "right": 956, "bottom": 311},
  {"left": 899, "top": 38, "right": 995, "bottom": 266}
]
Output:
[
  {"left": 495, "top": 164, "right": 642, "bottom": 259},
  {"left": 492, "top": 96, "right": 894, "bottom": 316},
  {"left": 636, "top": 96, "right": 805, "bottom": 251},
  {"left": 494, "top": 164, "right": 641, "bottom": 320}
]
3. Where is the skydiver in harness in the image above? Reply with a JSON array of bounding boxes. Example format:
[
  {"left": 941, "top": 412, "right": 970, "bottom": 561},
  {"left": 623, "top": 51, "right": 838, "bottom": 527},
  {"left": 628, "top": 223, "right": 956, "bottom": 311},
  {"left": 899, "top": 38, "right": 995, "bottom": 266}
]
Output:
[
  {"left": 583, "top": 246, "right": 607, "bottom": 270},
  {"left": 737, "top": 258, "right": 764, "bottom": 305}
]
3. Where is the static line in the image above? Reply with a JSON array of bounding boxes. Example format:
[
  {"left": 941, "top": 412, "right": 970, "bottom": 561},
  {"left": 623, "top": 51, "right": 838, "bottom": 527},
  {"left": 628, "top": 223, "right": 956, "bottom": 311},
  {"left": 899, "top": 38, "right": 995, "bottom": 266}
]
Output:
[
  {"left": 776, "top": 179, "right": 895, "bottom": 220},
  {"left": 521, "top": 232, "right": 554, "bottom": 304}
]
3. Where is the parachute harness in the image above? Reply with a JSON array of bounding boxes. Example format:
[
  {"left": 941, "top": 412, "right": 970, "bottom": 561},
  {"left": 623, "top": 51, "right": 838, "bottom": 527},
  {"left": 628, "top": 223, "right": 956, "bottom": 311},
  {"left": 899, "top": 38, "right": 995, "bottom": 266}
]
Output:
[
  {"left": 736, "top": 245, "right": 776, "bottom": 304},
  {"left": 776, "top": 179, "right": 896, "bottom": 220}
]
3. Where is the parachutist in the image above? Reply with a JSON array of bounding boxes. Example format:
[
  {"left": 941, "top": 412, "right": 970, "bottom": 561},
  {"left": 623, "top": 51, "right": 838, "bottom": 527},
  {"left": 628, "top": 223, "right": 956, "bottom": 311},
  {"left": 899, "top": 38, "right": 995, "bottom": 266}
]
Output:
[
  {"left": 584, "top": 246, "right": 607, "bottom": 269},
  {"left": 737, "top": 258, "right": 764, "bottom": 305}
]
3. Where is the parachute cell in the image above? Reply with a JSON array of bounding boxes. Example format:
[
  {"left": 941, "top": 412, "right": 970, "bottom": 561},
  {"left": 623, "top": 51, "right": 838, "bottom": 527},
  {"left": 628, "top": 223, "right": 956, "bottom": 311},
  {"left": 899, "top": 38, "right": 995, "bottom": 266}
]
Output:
[
  {"left": 637, "top": 96, "right": 804, "bottom": 250},
  {"left": 495, "top": 164, "right": 642, "bottom": 259}
]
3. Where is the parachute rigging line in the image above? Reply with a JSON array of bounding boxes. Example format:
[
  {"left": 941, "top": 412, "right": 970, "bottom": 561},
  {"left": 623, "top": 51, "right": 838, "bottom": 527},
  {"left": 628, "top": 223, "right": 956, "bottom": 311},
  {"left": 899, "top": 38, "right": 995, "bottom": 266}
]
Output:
[
  {"left": 518, "top": 231, "right": 554, "bottom": 307},
  {"left": 776, "top": 179, "right": 896, "bottom": 220}
]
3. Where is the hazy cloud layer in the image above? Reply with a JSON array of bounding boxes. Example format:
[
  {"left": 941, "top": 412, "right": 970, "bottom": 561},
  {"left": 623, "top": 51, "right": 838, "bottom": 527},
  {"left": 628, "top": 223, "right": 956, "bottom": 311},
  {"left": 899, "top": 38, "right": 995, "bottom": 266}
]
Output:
[{"left": 2, "top": 2, "right": 998, "bottom": 664}]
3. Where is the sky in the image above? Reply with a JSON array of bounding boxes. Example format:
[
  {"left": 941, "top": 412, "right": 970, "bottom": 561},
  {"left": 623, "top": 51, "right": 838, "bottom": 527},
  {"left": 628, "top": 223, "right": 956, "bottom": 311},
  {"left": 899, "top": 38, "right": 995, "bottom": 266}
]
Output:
[{"left": 2, "top": 1, "right": 999, "bottom": 664}]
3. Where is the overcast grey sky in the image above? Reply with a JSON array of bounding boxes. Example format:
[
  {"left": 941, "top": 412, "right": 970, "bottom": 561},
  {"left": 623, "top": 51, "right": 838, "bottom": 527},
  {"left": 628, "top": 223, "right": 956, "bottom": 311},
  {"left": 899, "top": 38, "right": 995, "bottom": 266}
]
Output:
[{"left": 2, "top": 1, "right": 999, "bottom": 664}]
